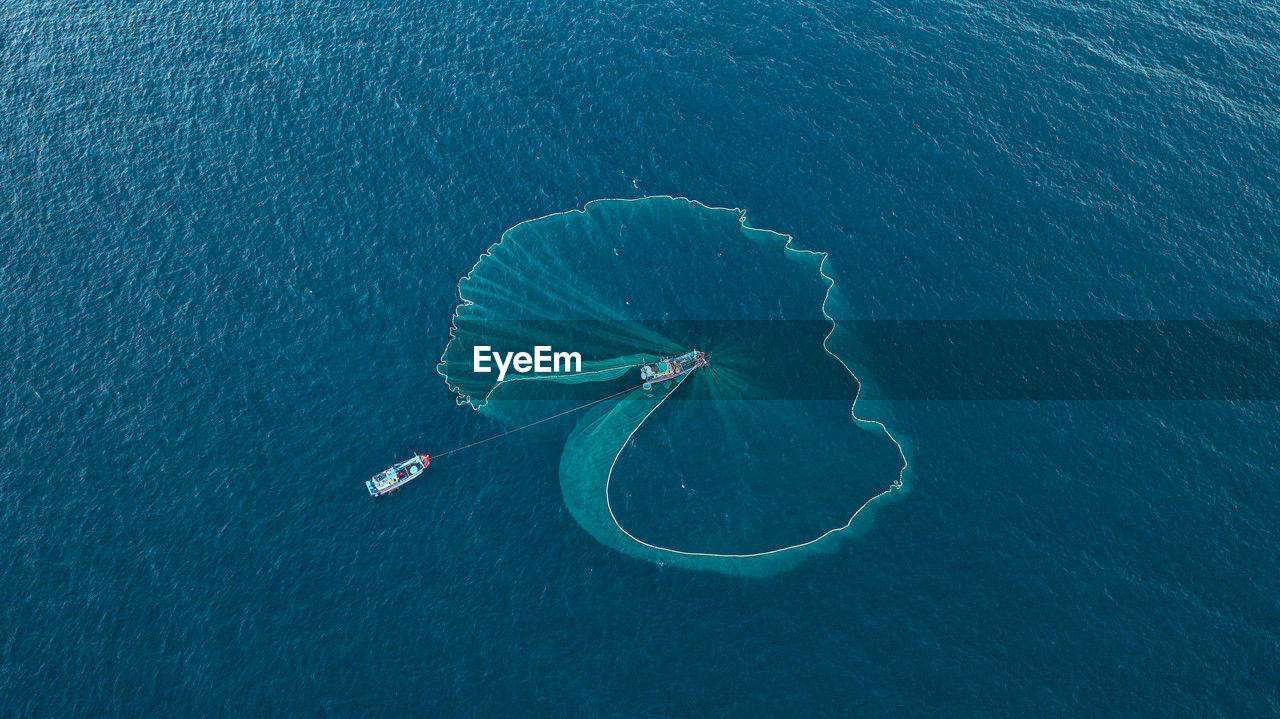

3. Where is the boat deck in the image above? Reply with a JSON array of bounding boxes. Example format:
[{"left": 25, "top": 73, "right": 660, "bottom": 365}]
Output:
[{"left": 641, "top": 350, "right": 707, "bottom": 383}]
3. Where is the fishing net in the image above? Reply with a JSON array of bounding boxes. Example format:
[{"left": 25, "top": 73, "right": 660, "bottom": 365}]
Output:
[{"left": 438, "top": 197, "right": 906, "bottom": 575}]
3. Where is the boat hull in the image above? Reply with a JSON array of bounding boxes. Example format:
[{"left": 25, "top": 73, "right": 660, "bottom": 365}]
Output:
[
  {"left": 367, "top": 455, "right": 430, "bottom": 496},
  {"left": 640, "top": 350, "right": 708, "bottom": 383}
]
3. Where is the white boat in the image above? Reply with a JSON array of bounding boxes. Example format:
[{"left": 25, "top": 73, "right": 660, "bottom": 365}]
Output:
[{"left": 366, "top": 455, "right": 430, "bottom": 497}]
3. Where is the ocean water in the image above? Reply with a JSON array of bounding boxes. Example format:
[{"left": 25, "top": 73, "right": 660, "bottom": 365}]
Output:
[{"left": 3, "top": 0, "right": 1279, "bottom": 716}]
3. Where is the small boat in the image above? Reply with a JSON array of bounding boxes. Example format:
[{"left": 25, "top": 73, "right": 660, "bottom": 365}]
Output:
[
  {"left": 367, "top": 455, "right": 430, "bottom": 497},
  {"left": 640, "top": 350, "right": 708, "bottom": 384}
]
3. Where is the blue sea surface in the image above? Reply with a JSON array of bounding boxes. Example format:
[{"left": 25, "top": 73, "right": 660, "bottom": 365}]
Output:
[{"left": 3, "top": 0, "right": 1278, "bottom": 715}]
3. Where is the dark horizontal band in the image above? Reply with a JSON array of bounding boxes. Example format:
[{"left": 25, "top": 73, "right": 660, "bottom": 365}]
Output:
[{"left": 438, "top": 320, "right": 1280, "bottom": 400}]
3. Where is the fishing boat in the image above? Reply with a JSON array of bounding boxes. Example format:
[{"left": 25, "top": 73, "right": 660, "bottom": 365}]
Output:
[
  {"left": 366, "top": 455, "right": 430, "bottom": 497},
  {"left": 640, "top": 350, "right": 708, "bottom": 384}
]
